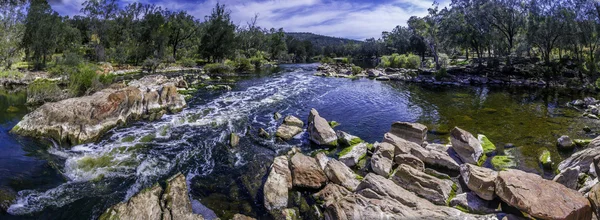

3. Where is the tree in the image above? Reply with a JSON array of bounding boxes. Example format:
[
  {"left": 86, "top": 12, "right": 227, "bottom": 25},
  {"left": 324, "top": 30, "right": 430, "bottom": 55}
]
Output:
[
  {"left": 483, "top": 0, "right": 525, "bottom": 62},
  {"left": 409, "top": 4, "right": 442, "bottom": 69},
  {"left": 268, "top": 28, "right": 287, "bottom": 60},
  {"left": 166, "top": 10, "right": 198, "bottom": 60},
  {"left": 199, "top": 3, "right": 236, "bottom": 63},
  {"left": 527, "top": 0, "right": 573, "bottom": 64},
  {"left": 0, "top": 1, "right": 24, "bottom": 69},
  {"left": 81, "top": 0, "right": 118, "bottom": 61},
  {"left": 22, "top": 0, "right": 62, "bottom": 69}
]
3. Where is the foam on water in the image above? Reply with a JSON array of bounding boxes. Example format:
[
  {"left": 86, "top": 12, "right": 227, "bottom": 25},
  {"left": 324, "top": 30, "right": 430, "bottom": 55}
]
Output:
[{"left": 8, "top": 67, "right": 317, "bottom": 216}]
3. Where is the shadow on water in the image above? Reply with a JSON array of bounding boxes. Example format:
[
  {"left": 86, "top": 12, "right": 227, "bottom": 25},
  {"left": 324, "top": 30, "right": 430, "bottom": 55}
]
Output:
[{"left": 0, "top": 64, "right": 598, "bottom": 219}]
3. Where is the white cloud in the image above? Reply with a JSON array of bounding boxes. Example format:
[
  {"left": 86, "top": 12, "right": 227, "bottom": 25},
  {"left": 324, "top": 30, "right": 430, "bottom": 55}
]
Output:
[{"left": 50, "top": 0, "right": 450, "bottom": 40}]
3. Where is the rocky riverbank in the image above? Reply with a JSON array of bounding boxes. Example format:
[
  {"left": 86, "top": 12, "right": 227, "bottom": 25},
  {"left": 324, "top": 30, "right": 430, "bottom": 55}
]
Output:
[
  {"left": 256, "top": 108, "right": 596, "bottom": 219},
  {"left": 11, "top": 75, "right": 187, "bottom": 145},
  {"left": 316, "top": 63, "right": 588, "bottom": 89}
]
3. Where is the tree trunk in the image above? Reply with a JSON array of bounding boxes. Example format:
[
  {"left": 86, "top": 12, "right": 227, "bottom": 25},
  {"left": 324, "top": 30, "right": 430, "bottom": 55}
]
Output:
[{"left": 466, "top": 47, "right": 469, "bottom": 60}]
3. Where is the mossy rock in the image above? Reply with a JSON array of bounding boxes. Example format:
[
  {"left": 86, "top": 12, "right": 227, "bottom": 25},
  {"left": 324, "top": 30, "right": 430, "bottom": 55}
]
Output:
[
  {"left": 328, "top": 121, "right": 340, "bottom": 128},
  {"left": 77, "top": 155, "right": 113, "bottom": 171},
  {"left": 121, "top": 135, "right": 135, "bottom": 143},
  {"left": 477, "top": 134, "right": 497, "bottom": 156},
  {"left": 491, "top": 155, "right": 516, "bottom": 171},
  {"left": 574, "top": 139, "right": 592, "bottom": 147},
  {"left": 538, "top": 148, "right": 552, "bottom": 169},
  {"left": 140, "top": 134, "right": 155, "bottom": 143}
]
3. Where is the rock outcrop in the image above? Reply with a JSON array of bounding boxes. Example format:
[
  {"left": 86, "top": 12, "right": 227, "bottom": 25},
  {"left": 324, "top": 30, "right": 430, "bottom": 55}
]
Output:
[
  {"left": 370, "top": 142, "right": 395, "bottom": 176},
  {"left": 290, "top": 153, "right": 328, "bottom": 189},
  {"left": 588, "top": 183, "right": 600, "bottom": 219},
  {"left": 263, "top": 156, "right": 292, "bottom": 211},
  {"left": 100, "top": 173, "right": 203, "bottom": 220},
  {"left": 12, "top": 75, "right": 186, "bottom": 145},
  {"left": 307, "top": 109, "right": 338, "bottom": 146},
  {"left": 384, "top": 132, "right": 460, "bottom": 171},
  {"left": 323, "top": 159, "right": 360, "bottom": 191},
  {"left": 495, "top": 169, "right": 592, "bottom": 220},
  {"left": 450, "top": 127, "right": 483, "bottom": 164},
  {"left": 558, "top": 136, "right": 600, "bottom": 174},
  {"left": 460, "top": 164, "right": 497, "bottom": 200},
  {"left": 336, "top": 130, "right": 362, "bottom": 146}
]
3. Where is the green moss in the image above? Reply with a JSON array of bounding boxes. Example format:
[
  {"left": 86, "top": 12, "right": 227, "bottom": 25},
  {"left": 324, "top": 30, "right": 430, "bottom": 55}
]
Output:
[
  {"left": 491, "top": 155, "right": 515, "bottom": 171},
  {"left": 140, "top": 134, "right": 155, "bottom": 143},
  {"left": 366, "top": 143, "right": 374, "bottom": 151},
  {"left": 538, "top": 149, "right": 552, "bottom": 169},
  {"left": 349, "top": 137, "right": 363, "bottom": 146},
  {"left": 454, "top": 204, "right": 470, "bottom": 213},
  {"left": 478, "top": 134, "right": 497, "bottom": 155},
  {"left": 446, "top": 183, "right": 458, "bottom": 206},
  {"left": 78, "top": 155, "right": 113, "bottom": 171},
  {"left": 328, "top": 121, "right": 340, "bottom": 128},
  {"left": 6, "top": 106, "right": 19, "bottom": 113},
  {"left": 159, "top": 125, "right": 170, "bottom": 136},
  {"left": 355, "top": 174, "right": 364, "bottom": 181},
  {"left": 338, "top": 143, "right": 357, "bottom": 157},
  {"left": 327, "top": 139, "right": 338, "bottom": 147},
  {"left": 121, "top": 136, "right": 135, "bottom": 143},
  {"left": 574, "top": 139, "right": 592, "bottom": 147}
]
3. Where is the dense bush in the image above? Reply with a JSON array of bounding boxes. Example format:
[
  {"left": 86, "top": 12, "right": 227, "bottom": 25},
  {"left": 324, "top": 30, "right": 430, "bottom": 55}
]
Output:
[
  {"left": 595, "top": 78, "right": 600, "bottom": 90},
  {"left": 234, "top": 58, "right": 254, "bottom": 72},
  {"left": 338, "top": 57, "right": 352, "bottom": 64},
  {"left": 27, "top": 79, "right": 63, "bottom": 104},
  {"left": 68, "top": 63, "right": 99, "bottom": 96},
  {"left": 0, "top": 69, "right": 23, "bottom": 78},
  {"left": 434, "top": 67, "right": 448, "bottom": 80},
  {"left": 204, "top": 62, "right": 234, "bottom": 74},
  {"left": 142, "top": 58, "right": 161, "bottom": 73},
  {"left": 438, "top": 53, "right": 449, "bottom": 68},
  {"left": 321, "top": 57, "right": 334, "bottom": 64},
  {"left": 180, "top": 58, "right": 197, "bottom": 67},
  {"left": 351, "top": 65, "right": 362, "bottom": 75},
  {"left": 380, "top": 53, "right": 421, "bottom": 69}
]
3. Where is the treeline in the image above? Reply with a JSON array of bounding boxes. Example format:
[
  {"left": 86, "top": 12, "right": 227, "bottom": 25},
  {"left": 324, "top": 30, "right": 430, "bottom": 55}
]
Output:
[
  {"left": 0, "top": 0, "right": 343, "bottom": 72},
  {"left": 327, "top": 0, "right": 600, "bottom": 80}
]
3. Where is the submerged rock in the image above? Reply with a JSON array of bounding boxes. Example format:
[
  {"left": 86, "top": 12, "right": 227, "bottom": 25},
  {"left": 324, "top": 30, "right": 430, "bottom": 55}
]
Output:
[
  {"left": 307, "top": 109, "right": 338, "bottom": 146},
  {"left": 449, "top": 192, "right": 496, "bottom": 214},
  {"left": 450, "top": 127, "right": 483, "bottom": 164},
  {"left": 100, "top": 173, "right": 203, "bottom": 220},
  {"left": 495, "top": 169, "right": 592, "bottom": 220},
  {"left": 275, "top": 124, "right": 303, "bottom": 140},
  {"left": 264, "top": 156, "right": 292, "bottom": 211},
  {"left": 12, "top": 75, "right": 186, "bottom": 145},
  {"left": 538, "top": 148, "right": 552, "bottom": 169},
  {"left": 558, "top": 135, "right": 575, "bottom": 151},
  {"left": 230, "top": 133, "right": 240, "bottom": 148},
  {"left": 290, "top": 153, "right": 327, "bottom": 189}
]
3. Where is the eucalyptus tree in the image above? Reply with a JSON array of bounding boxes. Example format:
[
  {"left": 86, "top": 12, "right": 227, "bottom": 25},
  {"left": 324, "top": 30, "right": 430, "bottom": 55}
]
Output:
[
  {"left": 526, "top": 0, "right": 574, "bottom": 64},
  {"left": 268, "top": 28, "right": 287, "bottom": 60},
  {"left": 483, "top": 0, "right": 526, "bottom": 62},
  {"left": 81, "top": 0, "right": 119, "bottom": 61},
  {"left": 0, "top": 1, "right": 24, "bottom": 69},
  {"left": 22, "top": 0, "right": 62, "bottom": 69},
  {"left": 408, "top": 3, "right": 442, "bottom": 69},
  {"left": 199, "top": 3, "right": 236, "bottom": 63},
  {"left": 166, "top": 10, "right": 199, "bottom": 60}
]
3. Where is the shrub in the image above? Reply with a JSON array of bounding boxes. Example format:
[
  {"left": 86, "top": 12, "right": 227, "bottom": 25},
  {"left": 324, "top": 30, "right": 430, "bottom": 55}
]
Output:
[
  {"left": 180, "top": 58, "right": 197, "bottom": 68},
  {"left": 321, "top": 57, "right": 334, "bottom": 64},
  {"left": 0, "top": 69, "right": 23, "bottom": 79},
  {"left": 339, "top": 57, "right": 352, "bottom": 64},
  {"left": 164, "top": 56, "right": 176, "bottom": 68},
  {"left": 27, "top": 79, "right": 63, "bottom": 104},
  {"left": 62, "top": 52, "right": 83, "bottom": 67},
  {"left": 405, "top": 54, "right": 421, "bottom": 69},
  {"left": 438, "top": 53, "right": 449, "bottom": 68},
  {"left": 595, "top": 78, "right": 600, "bottom": 90},
  {"left": 351, "top": 65, "right": 362, "bottom": 75},
  {"left": 204, "top": 63, "right": 234, "bottom": 74},
  {"left": 235, "top": 57, "right": 255, "bottom": 72},
  {"left": 142, "top": 58, "right": 161, "bottom": 73},
  {"left": 434, "top": 67, "right": 448, "bottom": 80},
  {"left": 380, "top": 53, "right": 421, "bottom": 69},
  {"left": 68, "top": 63, "right": 99, "bottom": 96}
]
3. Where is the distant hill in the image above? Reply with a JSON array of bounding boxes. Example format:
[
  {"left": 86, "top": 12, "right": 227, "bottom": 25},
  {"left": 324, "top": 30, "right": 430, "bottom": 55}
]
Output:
[{"left": 286, "top": 32, "right": 362, "bottom": 48}]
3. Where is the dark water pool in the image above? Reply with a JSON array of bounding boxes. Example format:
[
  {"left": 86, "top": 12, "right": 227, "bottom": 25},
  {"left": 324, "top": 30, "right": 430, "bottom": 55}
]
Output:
[{"left": 0, "top": 63, "right": 597, "bottom": 219}]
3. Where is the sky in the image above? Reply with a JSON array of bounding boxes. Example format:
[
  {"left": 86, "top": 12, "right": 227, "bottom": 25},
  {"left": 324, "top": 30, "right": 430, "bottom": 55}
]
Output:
[{"left": 48, "top": 0, "right": 450, "bottom": 40}]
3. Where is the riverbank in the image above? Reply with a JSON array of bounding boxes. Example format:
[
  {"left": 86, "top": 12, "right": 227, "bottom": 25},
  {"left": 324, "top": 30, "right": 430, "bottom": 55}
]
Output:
[{"left": 317, "top": 62, "right": 593, "bottom": 90}]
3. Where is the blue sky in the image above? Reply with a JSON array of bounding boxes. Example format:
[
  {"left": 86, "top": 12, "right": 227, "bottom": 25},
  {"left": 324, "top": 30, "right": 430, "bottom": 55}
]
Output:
[{"left": 48, "top": 0, "right": 449, "bottom": 40}]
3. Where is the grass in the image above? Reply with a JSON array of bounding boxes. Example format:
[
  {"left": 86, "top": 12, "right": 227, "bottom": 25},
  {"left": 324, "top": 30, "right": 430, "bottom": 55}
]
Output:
[
  {"left": 446, "top": 183, "right": 458, "bottom": 206},
  {"left": 0, "top": 69, "right": 24, "bottom": 79}
]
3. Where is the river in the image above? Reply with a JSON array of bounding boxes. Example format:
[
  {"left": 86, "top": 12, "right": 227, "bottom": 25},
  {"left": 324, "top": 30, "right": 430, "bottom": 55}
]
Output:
[{"left": 0, "top": 63, "right": 597, "bottom": 219}]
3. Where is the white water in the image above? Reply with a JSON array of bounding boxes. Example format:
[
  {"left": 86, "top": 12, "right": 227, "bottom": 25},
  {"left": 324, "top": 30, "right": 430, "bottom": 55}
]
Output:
[{"left": 8, "top": 67, "right": 318, "bottom": 216}]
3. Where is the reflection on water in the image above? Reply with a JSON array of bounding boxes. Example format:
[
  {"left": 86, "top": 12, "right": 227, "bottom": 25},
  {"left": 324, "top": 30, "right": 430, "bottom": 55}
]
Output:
[{"left": 0, "top": 64, "right": 597, "bottom": 219}]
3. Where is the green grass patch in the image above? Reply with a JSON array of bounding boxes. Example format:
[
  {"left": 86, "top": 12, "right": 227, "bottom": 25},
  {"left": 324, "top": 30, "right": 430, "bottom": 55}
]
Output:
[{"left": 446, "top": 183, "right": 458, "bottom": 206}]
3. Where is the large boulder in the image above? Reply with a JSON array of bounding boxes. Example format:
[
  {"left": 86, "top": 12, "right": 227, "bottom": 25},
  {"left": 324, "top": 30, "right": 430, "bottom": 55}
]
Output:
[
  {"left": 315, "top": 152, "right": 330, "bottom": 171},
  {"left": 588, "top": 183, "right": 600, "bottom": 219},
  {"left": 283, "top": 115, "right": 304, "bottom": 127},
  {"left": 450, "top": 127, "right": 483, "bottom": 164},
  {"left": 307, "top": 109, "right": 338, "bottom": 146},
  {"left": 100, "top": 173, "right": 203, "bottom": 220},
  {"left": 12, "top": 75, "right": 186, "bottom": 145},
  {"left": 324, "top": 159, "right": 361, "bottom": 191},
  {"left": 290, "top": 153, "right": 328, "bottom": 189},
  {"left": 558, "top": 136, "right": 600, "bottom": 174},
  {"left": 394, "top": 154, "right": 425, "bottom": 171},
  {"left": 263, "top": 156, "right": 292, "bottom": 211},
  {"left": 370, "top": 142, "right": 395, "bottom": 176},
  {"left": 460, "top": 164, "right": 497, "bottom": 200},
  {"left": 336, "top": 130, "right": 363, "bottom": 147},
  {"left": 553, "top": 166, "right": 580, "bottom": 190},
  {"left": 338, "top": 142, "right": 367, "bottom": 167},
  {"left": 389, "top": 122, "right": 428, "bottom": 145},
  {"left": 384, "top": 133, "right": 460, "bottom": 171},
  {"left": 275, "top": 124, "right": 303, "bottom": 140},
  {"left": 495, "top": 169, "right": 592, "bottom": 220},
  {"left": 390, "top": 164, "right": 455, "bottom": 205},
  {"left": 315, "top": 174, "right": 496, "bottom": 219},
  {"left": 558, "top": 135, "right": 575, "bottom": 151}
]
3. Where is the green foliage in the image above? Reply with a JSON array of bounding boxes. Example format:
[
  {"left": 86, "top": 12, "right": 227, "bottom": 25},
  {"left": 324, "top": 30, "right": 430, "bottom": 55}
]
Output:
[
  {"left": 351, "top": 65, "right": 362, "bottom": 75},
  {"left": 321, "top": 57, "right": 334, "bottom": 64},
  {"left": 68, "top": 63, "right": 99, "bottom": 96},
  {"left": 27, "top": 79, "right": 61, "bottom": 103},
  {"left": 434, "top": 67, "right": 448, "bottom": 80},
  {"left": 180, "top": 58, "right": 197, "bottom": 68},
  {"left": 380, "top": 53, "right": 421, "bottom": 69},
  {"left": 595, "top": 78, "right": 600, "bottom": 90},
  {"left": 0, "top": 69, "right": 23, "bottom": 78},
  {"left": 142, "top": 57, "right": 161, "bottom": 74},
  {"left": 338, "top": 57, "right": 352, "bottom": 64},
  {"left": 204, "top": 62, "right": 234, "bottom": 74},
  {"left": 200, "top": 3, "right": 236, "bottom": 62}
]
